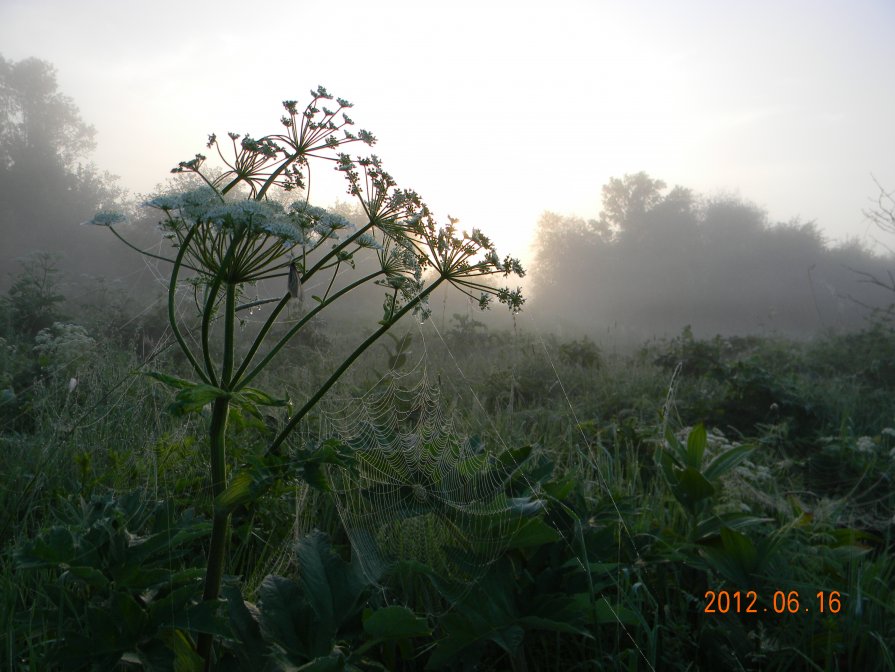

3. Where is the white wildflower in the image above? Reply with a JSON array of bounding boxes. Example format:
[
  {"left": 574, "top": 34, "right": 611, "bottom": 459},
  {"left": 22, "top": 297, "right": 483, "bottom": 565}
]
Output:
[
  {"left": 144, "top": 194, "right": 182, "bottom": 211},
  {"left": 81, "top": 211, "right": 127, "bottom": 227},
  {"left": 177, "top": 187, "right": 221, "bottom": 219},
  {"left": 354, "top": 232, "right": 382, "bottom": 250},
  {"left": 33, "top": 323, "right": 95, "bottom": 375},
  {"left": 856, "top": 436, "right": 875, "bottom": 454},
  {"left": 261, "top": 220, "right": 304, "bottom": 244}
]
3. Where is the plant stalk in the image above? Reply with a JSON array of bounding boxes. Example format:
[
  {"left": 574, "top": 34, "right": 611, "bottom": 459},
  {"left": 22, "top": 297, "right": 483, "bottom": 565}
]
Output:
[{"left": 197, "top": 282, "right": 236, "bottom": 669}]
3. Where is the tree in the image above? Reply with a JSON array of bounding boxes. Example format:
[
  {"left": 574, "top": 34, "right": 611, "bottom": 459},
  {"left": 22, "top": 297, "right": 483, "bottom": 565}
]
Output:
[
  {"left": 531, "top": 211, "right": 600, "bottom": 286},
  {"left": 864, "top": 176, "right": 895, "bottom": 239},
  {"left": 851, "top": 177, "right": 895, "bottom": 295},
  {"left": 529, "top": 172, "right": 891, "bottom": 335},
  {"left": 0, "top": 54, "right": 122, "bottom": 284},
  {"left": 0, "top": 55, "right": 96, "bottom": 169},
  {"left": 597, "top": 171, "right": 667, "bottom": 240}
]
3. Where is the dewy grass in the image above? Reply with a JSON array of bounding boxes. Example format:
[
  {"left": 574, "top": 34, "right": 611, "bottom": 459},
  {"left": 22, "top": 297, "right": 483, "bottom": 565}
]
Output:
[{"left": 88, "top": 86, "right": 524, "bottom": 669}]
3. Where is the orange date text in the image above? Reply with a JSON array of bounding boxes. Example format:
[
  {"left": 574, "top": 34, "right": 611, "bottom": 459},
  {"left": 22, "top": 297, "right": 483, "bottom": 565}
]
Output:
[{"left": 703, "top": 590, "right": 841, "bottom": 614}]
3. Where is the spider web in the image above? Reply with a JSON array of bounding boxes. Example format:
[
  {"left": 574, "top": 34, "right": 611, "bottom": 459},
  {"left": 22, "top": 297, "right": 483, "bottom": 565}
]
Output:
[{"left": 308, "top": 360, "right": 528, "bottom": 601}]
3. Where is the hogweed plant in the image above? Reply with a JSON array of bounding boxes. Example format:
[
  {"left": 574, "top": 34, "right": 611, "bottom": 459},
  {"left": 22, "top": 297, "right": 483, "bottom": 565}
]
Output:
[{"left": 87, "top": 86, "right": 524, "bottom": 667}]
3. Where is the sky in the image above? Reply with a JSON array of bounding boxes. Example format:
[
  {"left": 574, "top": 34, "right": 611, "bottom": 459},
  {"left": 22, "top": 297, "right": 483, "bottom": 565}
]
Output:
[{"left": 2, "top": 0, "right": 894, "bottom": 261}]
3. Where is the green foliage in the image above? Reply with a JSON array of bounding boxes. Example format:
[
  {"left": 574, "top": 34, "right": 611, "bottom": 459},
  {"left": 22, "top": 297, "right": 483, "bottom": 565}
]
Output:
[
  {"left": 5, "top": 238, "right": 895, "bottom": 669},
  {"left": 13, "top": 493, "right": 213, "bottom": 669},
  {"left": 558, "top": 336, "right": 601, "bottom": 369},
  {"left": 447, "top": 312, "right": 488, "bottom": 347},
  {"left": 1, "top": 252, "right": 66, "bottom": 338}
]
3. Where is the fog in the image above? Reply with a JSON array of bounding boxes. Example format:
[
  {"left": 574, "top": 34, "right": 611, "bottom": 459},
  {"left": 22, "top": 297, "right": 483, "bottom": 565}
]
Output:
[{"left": 2, "top": 1, "right": 895, "bottom": 343}]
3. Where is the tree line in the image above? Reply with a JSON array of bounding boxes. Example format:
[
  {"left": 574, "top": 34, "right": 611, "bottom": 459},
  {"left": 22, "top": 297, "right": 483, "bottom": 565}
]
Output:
[{"left": 530, "top": 172, "right": 894, "bottom": 337}]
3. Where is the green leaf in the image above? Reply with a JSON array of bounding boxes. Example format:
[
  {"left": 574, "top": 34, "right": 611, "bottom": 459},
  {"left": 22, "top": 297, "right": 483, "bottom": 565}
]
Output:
[
  {"left": 294, "top": 532, "right": 366, "bottom": 638},
  {"left": 234, "top": 387, "right": 289, "bottom": 407},
  {"left": 505, "top": 517, "right": 561, "bottom": 549},
  {"left": 216, "top": 469, "right": 270, "bottom": 513},
  {"left": 296, "top": 652, "right": 345, "bottom": 671},
  {"left": 161, "top": 629, "right": 203, "bottom": 672},
  {"left": 145, "top": 371, "right": 195, "bottom": 390},
  {"left": 15, "top": 526, "right": 77, "bottom": 568},
  {"left": 694, "top": 513, "right": 772, "bottom": 540},
  {"left": 720, "top": 526, "right": 757, "bottom": 566},
  {"left": 686, "top": 423, "right": 707, "bottom": 468},
  {"left": 65, "top": 565, "right": 110, "bottom": 590},
  {"left": 295, "top": 439, "right": 356, "bottom": 492},
  {"left": 593, "top": 597, "right": 640, "bottom": 625},
  {"left": 164, "top": 599, "right": 230, "bottom": 638},
  {"left": 700, "top": 527, "right": 759, "bottom": 585},
  {"left": 111, "top": 590, "right": 149, "bottom": 641},
  {"left": 258, "top": 575, "right": 312, "bottom": 659},
  {"left": 496, "top": 444, "right": 533, "bottom": 471},
  {"left": 703, "top": 444, "right": 755, "bottom": 481},
  {"left": 664, "top": 426, "right": 687, "bottom": 465},
  {"left": 221, "top": 584, "right": 266, "bottom": 661},
  {"left": 169, "top": 384, "right": 228, "bottom": 416},
  {"left": 671, "top": 467, "right": 715, "bottom": 510},
  {"left": 542, "top": 477, "right": 575, "bottom": 501},
  {"left": 363, "top": 605, "right": 430, "bottom": 639}
]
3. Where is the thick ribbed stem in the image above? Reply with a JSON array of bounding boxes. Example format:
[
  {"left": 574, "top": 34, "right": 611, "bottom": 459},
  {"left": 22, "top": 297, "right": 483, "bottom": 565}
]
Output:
[{"left": 197, "top": 282, "right": 236, "bottom": 669}]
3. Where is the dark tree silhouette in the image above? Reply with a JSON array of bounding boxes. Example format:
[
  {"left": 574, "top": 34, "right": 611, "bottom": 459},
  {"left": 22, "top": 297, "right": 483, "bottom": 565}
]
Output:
[
  {"left": 531, "top": 173, "right": 894, "bottom": 337},
  {"left": 0, "top": 54, "right": 123, "bottom": 286}
]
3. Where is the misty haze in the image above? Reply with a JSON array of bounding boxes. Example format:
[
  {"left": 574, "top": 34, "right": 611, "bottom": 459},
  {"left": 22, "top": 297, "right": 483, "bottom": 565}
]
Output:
[{"left": 2, "top": 2, "right": 895, "bottom": 670}]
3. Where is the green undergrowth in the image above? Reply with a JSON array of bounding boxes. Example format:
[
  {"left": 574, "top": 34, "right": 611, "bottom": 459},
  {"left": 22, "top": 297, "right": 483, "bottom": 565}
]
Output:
[{"left": 2, "top": 310, "right": 894, "bottom": 670}]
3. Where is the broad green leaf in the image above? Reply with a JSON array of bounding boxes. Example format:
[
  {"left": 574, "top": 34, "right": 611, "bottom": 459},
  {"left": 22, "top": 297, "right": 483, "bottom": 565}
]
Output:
[
  {"left": 15, "top": 526, "right": 77, "bottom": 568},
  {"left": 703, "top": 444, "right": 754, "bottom": 480},
  {"left": 163, "top": 629, "right": 203, "bottom": 672},
  {"left": 144, "top": 371, "right": 195, "bottom": 390},
  {"left": 496, "top": 444, "right": 533, "bottom": 472},
  {"left": 295, "top": 439, "right": 356, "bottom": 492},
  {"left": 163, "top": 599, "right": 230, "bottom": 638},
  {"left": 258, "top": 575, "right": 312, "bottom": 659},
  {"left": 543, "top": 476, "right": 576, "bottom": 500},
  {"left": 720, "top": 526, "right": 757, "bottom": 567},
  {"left": 228, "top": 405, "right": 268, "bottom": 432},
  {"left": 686, "top": 423, "right": 707, "bottom": 468},
  {"left": 664, "top": 426, "right": 687, "bottom": 464},
  {"left": 111, "top": 590, "right": 149, "bottom": 640},
  {"left": 694, "top": 513, "right": 772, "bottom": 540},
  {"left": 700, "top": 527, "right": 758, "bottom": 585},
  {"left": 363, "top": 605, "right": 430, "bottom": 639},
  {"left": 169, "top": 384, "right": 228, "bottom": 416},
  {"left": 130, "top": 522, "right": 213, "bottom": 565},
  {"left": 234, "top": 387, "right": 289, "bottom": 407},
  {"left": 505, "top": 517, "right": 561, "bottom": 549},
  {"left": 216, "top": 470, "right": 269, "bottom": 513},
  {"left": 296, "top": 653, "right": 345, "bottom": 671},
  {"left": 222, "top": 584, "right": 266, "bottom": 664},
  {"left": 671, "top": 466, "right": 715, "bottom": 509},
  {"left": 288, "top": 531, "right": 367, "bottom": 657}
]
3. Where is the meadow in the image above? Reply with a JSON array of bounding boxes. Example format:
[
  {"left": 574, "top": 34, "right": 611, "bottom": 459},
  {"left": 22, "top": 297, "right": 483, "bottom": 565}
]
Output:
[
  {"left": 1, "top": 85, "right": 893, "bottom": 671},
  {"left": 2, "top": 276, "right": 893, "bottom": 669}
]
